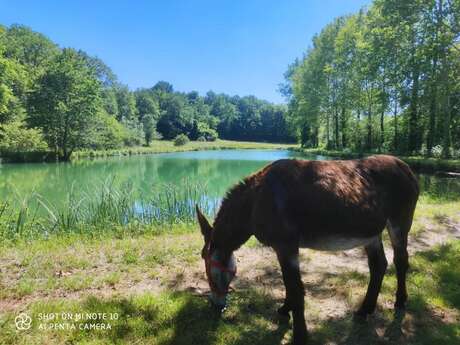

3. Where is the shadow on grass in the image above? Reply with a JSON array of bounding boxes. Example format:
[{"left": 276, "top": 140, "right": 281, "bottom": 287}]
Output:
[
  {"left": 308, "top": 241, "right": 460, "bottom": 345},
  {"left": 159, "top": 291, "right": 289, "bottom": 345},
  {"left": 308, "top": 301, "right": 459, "bottom": 345},
  {"left": 58, "top": 289, "right": 289, "bottom": 345}
]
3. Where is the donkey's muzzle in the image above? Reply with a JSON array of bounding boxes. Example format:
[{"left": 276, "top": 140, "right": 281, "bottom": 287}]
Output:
[{"left": 209, "top": 292, "right": 227, "bottom": 311}]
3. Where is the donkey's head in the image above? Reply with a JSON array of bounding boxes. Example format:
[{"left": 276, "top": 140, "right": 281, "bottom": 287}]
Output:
[{"left": 196, "top": 205, "right": 236, "bottom": 310}]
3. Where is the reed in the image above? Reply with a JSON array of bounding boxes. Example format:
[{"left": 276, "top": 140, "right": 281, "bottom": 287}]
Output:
[{"left": 0, "top": 179, "right": 218, "bottom": 241}]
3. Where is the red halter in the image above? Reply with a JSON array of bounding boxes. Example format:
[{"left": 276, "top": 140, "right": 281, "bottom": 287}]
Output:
[{"left": 205, "top": 251, "right": 237, "bottom": 297}]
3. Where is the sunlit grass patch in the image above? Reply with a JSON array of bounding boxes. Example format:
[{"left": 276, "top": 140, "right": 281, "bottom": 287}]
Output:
[{"left": 408, "top": 241, "right": 460, "bottom": 311}]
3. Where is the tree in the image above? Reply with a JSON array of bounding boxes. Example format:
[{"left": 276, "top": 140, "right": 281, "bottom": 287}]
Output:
[
  {"left": 142, "top": 114, "right": 157, "bottom": 145},
  {"left": 286, "top": 0, "right": 460, "bottom": 156},
  {"left": 27, "top": 48, "right": 101, "bottom": 160}
]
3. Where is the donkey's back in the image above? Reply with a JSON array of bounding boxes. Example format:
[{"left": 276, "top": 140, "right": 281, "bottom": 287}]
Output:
[{"left": 251, "top": 155, "right": 419, "bottom": 250}]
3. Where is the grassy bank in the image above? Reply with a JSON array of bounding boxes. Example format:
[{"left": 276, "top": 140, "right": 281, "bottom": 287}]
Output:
[
  {"left": 0, "top": 140, "right": 295, "bottom": 164},
  {"left": 72, "top": 140, "right": 296, "bottom": 160},
  {"left": 294, "top": 148, "right": 460, "bottom": 173},
  {"left": 0, "top": 194, "right": 459, "bottom": 344}
]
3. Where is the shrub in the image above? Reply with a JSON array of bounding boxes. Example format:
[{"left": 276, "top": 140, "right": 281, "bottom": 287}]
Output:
[
  {"left": 432, "top": 145, "right": 443, "bottom": 158},
  {"left": 195, "top": 122, "right": 218, "bottom": 142},
  {"left": 204, "top": 128, "right": 218, "bottom": 142},
  {"left": 0, "top": 121, "right": 48, "bottom": 152},
  {"left": 89, "top": 112, "right": 125, "bottom": 150},
  {"left": 121, "top": 118, "right": 144, "bottom": 147},
  {"left": 174, "top": 134, "right": 190, "bottom": 146},
  {"left": 197, "top": 136, "right": 206, "bottom": 142}
]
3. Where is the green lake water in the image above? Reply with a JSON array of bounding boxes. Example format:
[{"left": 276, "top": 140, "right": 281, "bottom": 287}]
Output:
[{"left": 0, "top": 149, "right": 459, "bottom": 214}]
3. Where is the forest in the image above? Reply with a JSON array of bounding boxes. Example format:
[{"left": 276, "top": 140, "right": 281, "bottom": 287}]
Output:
[
  {"left": 283, "top": 0, "right": 460, "bottom": 158},
  {"left": 0, "top": 24, "right": 294, "bottom": 161}
]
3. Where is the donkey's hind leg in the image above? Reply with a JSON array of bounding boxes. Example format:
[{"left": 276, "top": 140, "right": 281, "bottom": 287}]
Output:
[
  {"left": 387, "top": 218, "right": 411, "bottom": 310},
  {"left": 355, "top": 236, "right": 388, "bottom": 318}
]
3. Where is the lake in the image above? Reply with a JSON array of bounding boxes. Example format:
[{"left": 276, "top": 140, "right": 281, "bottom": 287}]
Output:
[{"left": 1, "top": 149, "right": 459, "bottom": 217}]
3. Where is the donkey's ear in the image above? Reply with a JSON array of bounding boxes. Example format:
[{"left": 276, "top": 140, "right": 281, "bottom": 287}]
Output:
[{"left": 196, "top": 205, "right": 212, "bottom": 243}]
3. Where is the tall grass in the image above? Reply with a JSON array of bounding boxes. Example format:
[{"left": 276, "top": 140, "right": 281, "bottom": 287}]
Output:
[{"left": 0, "top": 179, "right": 218, "bottom": 241}]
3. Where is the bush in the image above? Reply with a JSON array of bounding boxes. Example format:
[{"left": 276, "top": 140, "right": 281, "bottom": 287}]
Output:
[
  {"left": 121, "top": 118, "right": 144, "bottom": 147},
  {"left": 195, "top": 122, "right": 218, "bottom": 142},
  {"left": 204, "top": 129, "right": 218, "bottom": 141},
  {"left": 197, "top": 136, "right": 206, "bottom": 142},
  {"left": 89, "top": 112, "right": 125, "bottom": 150},
  {"left": 174, "top": 134, "right": 190, "bottom": 146},
  {"left": 0, "top": 121, "right": 48, "bottom": 152}
]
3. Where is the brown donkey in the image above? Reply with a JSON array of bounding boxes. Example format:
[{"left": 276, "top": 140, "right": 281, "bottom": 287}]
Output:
[{"left": 196, "top": 155, "right": 419, "bottom": 344}]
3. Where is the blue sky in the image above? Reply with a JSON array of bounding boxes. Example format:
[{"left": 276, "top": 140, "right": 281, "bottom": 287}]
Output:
[{"left": 0, "top": 0, "right": 371, "bottom": 103}]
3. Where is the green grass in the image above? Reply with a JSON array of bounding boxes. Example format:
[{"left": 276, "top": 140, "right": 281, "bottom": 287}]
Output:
[
  {"left": 1, "top": 238, "right": 459, "bottom": 344},
  {"left": 0, "top": 193, "right": 459, "bottom": 344},
  {"left": 294, "top": 147, "right": 460, "bottom": 173},
  {"left": 73, "top": 140, "right": 296, "bottom": 160},
  {"left": 0, "top": 289, "right": 289, "bottom": 345}
]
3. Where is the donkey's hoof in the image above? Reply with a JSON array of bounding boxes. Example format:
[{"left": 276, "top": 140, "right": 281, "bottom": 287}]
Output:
[
  {"left": 292, "top": 332, "right": 308, "bottom": 345},
  {"left": 353, "top": 310, "right": 370, "bottom": 322},
  {"left": 394, "top": 300, "right": 406, "bottom": 311},
  {"left": 277, "top": 304, "right": 291, "bottom": 317}
]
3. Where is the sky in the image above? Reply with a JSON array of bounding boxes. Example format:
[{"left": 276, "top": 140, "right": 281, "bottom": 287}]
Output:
[{"left": 0, "top": 0, "right": 371, "bottom": 103}]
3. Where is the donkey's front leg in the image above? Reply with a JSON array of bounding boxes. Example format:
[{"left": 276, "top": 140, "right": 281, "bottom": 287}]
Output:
[{"left": 276, "top": 247, "right": 307, "bottom": 345}]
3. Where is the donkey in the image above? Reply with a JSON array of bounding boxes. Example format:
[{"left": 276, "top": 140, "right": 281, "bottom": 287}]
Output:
[{"left": 196, "top": 155, "right": 419, "bottom": 344}]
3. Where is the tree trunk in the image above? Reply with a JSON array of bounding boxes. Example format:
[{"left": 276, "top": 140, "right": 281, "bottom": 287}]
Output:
[
  {"left": 356, "top": 109, "right": 361, "bottom": 152},
  {"left": 367, "top": 103, "right": 372, "bottom": 151},
  {"left": 408, "top": 66, "right": 420, "bottom": 153},
  {"left": 442, "top": 81, "right": 451, "bottom": 158},
  {"left": 393, "top": 93, "right": 398, "bottom": 153},
  {"left": 341, "top": 107, "right": 347, "bottom": 148},
  {"left": 380, "top": 108, "right": 384, "bottom": 153},
  {"left": 427, "top": 83, "right": 437, "bottom": 156},
  {"left": 334, "top": 106, "right": 339, "bottom": 149}
]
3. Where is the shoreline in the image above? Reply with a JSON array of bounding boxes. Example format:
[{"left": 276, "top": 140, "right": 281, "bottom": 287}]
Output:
[
  {"left": 0, "top": 140, "right": 296, "bottom": 164},
  {"left": 291, "top": 148, "right": 460, "bottom": 174},
  {"left": 3, "top": 142, "right": 459, "bottom": 175}
]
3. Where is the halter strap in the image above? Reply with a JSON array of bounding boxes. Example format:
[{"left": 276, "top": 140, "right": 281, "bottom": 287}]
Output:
[
  {"left": 205, "top": 251, "right": 236, "bottom": 297},
  {"left": 210, "top": 258, "right": 237, "bottom": 274}
]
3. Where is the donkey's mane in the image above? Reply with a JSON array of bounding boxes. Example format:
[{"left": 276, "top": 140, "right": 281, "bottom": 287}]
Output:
[
  {"left": 212, "top": 175, "right": 257, "bottom": 250},
  {"left": 215, "top": 177, "right": 251, "bottom": 224}
]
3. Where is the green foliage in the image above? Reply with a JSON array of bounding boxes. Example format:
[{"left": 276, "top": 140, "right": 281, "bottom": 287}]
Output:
[
  {"left": 121, "top": 117, "right": 144, "bottom": 147},
  {"left": 173, "top": 134, "right": 190, "bottom": 146},
  {"left": 195, "top": 122, "right": 218, "bottom": 141},
  {"left": 27, "top": 48, "right": 101, "bottom": 160},
  {"left": 90, "top": 111, "right": 125, "bottom": 150},
  {"left": 286, "top": 0, "right": 460, "bottom": 157},
  {"left": 0, "top": 23, "right": 294, "bottom": 163},
  {"left": 0, "top": 121, "right": 48, "bottom": 152},
  {"left": 0, "top": 53, "right": 27, "bottom": 123},
  {"left": 142, "top": 114, "right": 160, "bottom": 145}
]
